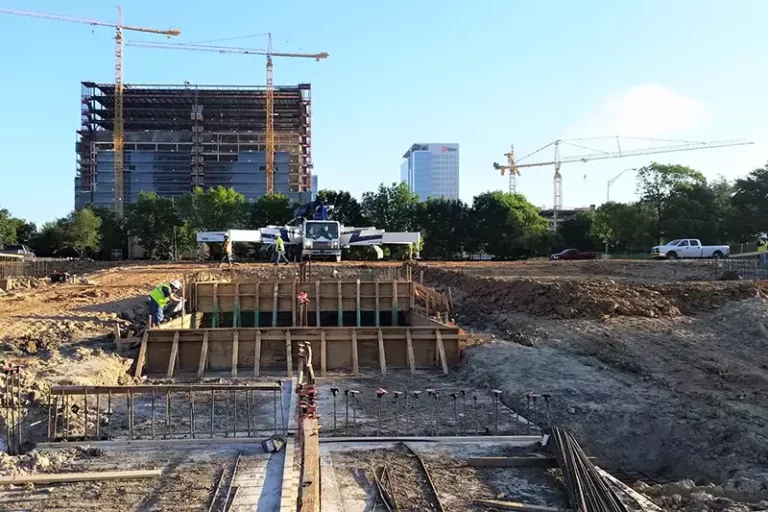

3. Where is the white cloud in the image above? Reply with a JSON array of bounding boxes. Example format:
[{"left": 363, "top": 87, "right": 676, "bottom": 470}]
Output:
[{"left": 573, "top": 83, "right": 713, "bottom": 138}]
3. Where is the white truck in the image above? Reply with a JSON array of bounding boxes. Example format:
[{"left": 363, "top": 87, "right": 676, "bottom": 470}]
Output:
[
  {"left": 197, "top": 218, "right": 421, "bottom": 262},
  {"left": 650, "top": 239, "right": 730, "bottom": 259}
]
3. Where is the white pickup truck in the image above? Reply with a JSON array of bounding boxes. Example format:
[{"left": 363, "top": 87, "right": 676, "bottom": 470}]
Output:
[{"left": 650, "top": 239, "right": 730, "bottom": 259}]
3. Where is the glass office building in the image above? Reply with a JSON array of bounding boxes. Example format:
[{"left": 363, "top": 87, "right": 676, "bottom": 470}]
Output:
[{"left": 400, "top": 143, "right": 459, "bottom": 200}]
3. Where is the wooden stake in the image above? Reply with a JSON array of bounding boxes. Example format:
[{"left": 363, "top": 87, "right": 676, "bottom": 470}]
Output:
[
  {"left": 231, "top": 330, "right": 239, "bottom": 378},
  {"left": 355, "top": 279, "right": 361, "bottom": 326},
  {"left": 320, "top": 330, "right": 327, "bottom": 377},
  {"left": 134, "top": 332, "right": 149, "bottom": 379},
  {"left": 474, "top": 500, "right": 564, "bottom": 512},
  {"left": 435, "top": 329, "right": 449, "bottom": 375},
  {"left": 253, "top": 330, "right": 262, "bottom": 377},
  {"left": 286, "top": 330, "right": 293, "bottom": 377},
  {"left": 272, "top": 282, "right": 279, "bottom": 327},
  {"left": 167, "top": 331, "right": 180, "bottom": 378},
  {"left": 406, "top": 329, "right": 416, "bottom": 375},
  {"left": 377, "top": 329, "right": 386, "bottom": 376},
  {"left": 337, "top": 280, "right": 343, "bottom": 327},
  {"left": 113, "top": 323, "right": 122, "bottom": 355},
  {"left": 197, "top": 330, "right": 209, "bottom": 378},
  {"left": 351, "top": 329, "right": 359, "bottom": 376},
  {"left": 254, "top": 282, "right": 260, "bottom": 327},
  {"left": 315, "top": 281, "right": 321, "bottom": 327}
]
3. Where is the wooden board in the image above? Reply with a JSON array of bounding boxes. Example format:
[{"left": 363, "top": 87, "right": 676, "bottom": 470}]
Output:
[
  {"left": 197, "top": 330, "right": 209, "bottom": 378},
  {"left": 134, "top": 332, "right": 148, "bottom": 378},
  {"left": 298, "top": 418, "right": 320, "bottom": 512},
  {"left": 0, "top": 469, "right": 161, "bottom": 485}
]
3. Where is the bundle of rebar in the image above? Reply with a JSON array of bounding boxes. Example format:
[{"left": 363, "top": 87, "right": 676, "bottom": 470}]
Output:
[{"left": 551, "top": 427, "right": 629, "bottom": 512}]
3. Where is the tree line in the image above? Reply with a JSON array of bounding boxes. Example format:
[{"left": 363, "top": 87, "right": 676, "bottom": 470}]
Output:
[{"left": 1, "top": 162, "right": 767, "bottom": 260}]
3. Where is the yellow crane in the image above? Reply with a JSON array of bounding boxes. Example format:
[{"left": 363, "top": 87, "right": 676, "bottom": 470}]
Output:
[
  {"left": 0, "top": 7, "right": 180, "bottom": 217},
  {"left": 494, "top": 137, "right": 754, "bottom": 230},
  {"left": 126, "top": 38, "right": 329, "bottom": 195}
]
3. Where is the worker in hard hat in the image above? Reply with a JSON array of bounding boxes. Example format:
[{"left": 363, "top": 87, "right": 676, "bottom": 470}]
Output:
[
  {"left": 148, "top": 280, "right": 182, "bottom": 326},
  {"left": 219, "top": 235, "right": 233, "bottom": 268},
  {"left": 275, "top": 236, "right": 290, "bottom": 265}
]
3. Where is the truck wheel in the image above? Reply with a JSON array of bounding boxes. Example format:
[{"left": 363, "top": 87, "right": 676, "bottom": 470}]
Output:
[
  {"left": 666, "top": 252, "right": 678, "bottom": 260},
  {"left": 712, "top": 251, "right": 723, "bottom": 259}
]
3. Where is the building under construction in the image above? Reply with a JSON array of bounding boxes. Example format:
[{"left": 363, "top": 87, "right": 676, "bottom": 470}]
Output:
[{"left": 75, "top": 82, "right": 314, "bottom": 210}]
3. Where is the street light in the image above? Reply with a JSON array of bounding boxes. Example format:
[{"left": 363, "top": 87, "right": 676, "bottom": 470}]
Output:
[{"left": 606, "top": 168, "right": 638, "bottom": 203}]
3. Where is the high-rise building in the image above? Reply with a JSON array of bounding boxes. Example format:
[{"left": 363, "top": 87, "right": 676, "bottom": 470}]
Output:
[
  {"left": 400, "top": 143, "right": 459, "bottom": 200},
  {"left": 75, "top": 82, "right": 315, "bottom": 210},
  {"left": 311, "top": 175, "right": 319, "bottom": 200}
]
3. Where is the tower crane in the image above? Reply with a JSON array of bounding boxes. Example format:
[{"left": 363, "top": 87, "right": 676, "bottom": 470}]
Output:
[
  {"left": 493, "top": 137, "right": 754, "bottom": 230},
  {"left": 0, "top": 7, "right": 180, "bottom": 217},
  {"left": 126, "top": 38, "right": 329, "bottom": 195}
]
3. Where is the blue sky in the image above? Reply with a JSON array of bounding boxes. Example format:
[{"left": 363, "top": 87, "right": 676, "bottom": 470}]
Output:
[{"left": 1, "top": 0, "right": 766, "bottom": 225}]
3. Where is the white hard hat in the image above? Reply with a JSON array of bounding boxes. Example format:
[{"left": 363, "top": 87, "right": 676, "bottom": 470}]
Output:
[{"left": 170, "top": 280, "right": 182, "bottom": 290}]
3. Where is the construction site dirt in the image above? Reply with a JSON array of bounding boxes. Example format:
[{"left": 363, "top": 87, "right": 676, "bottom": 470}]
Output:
[{"left": 1, "top": 259, "right": 768, "bottom": 509}]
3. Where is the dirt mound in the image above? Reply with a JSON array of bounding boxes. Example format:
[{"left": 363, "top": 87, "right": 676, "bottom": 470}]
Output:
[
  {"left": 639, "top": 477, "right": 768, "bottom": 511},
  {"left": 422, "top": 268, "right": 767, "bottom": 319}
]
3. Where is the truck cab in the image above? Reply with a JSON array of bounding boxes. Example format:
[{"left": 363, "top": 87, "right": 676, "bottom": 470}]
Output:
[{"left": 301, "top": 220, "right": 342, "bottom": 262}]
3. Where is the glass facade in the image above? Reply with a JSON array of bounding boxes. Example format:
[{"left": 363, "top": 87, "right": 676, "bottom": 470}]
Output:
[{"left": 400, "top": 143, "right": 459, "bottom": 201}]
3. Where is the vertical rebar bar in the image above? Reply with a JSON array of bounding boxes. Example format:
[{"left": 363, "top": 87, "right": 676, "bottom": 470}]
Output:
[
  {"left": 52, "top": 396, "right": 60, "bottom": 442},
  {"left": 279, "top": 382, "right": 286, "bottom": 437},
  {"left": 344, "top": 390, "right": 349, "bottom": 435},
  {"left": 231, "top": 389, "right": 237, "bottom": 438},
  {"left": 107, "top": 390, "right": 112, "bottom": 441},
  {"left": 273, "top": 388, "right": 278, "bottom": 435},
  {"left": 4, "top": 372, "right": 11, "bottom": 449},
  {"left": 191, "top": 390, "right": 196, "bottom": 439},
  {"left": 211, "top": 390, "right": 215, "bottom": 438},
  {"left": 225, "top": 390, "right": 230, "bottom": 438},
  {"left": 151, "top": 389, "right": 156, "bottom": 439},
  {"left": 165, "top": 390, "right": 171, "bottom": 439},
  {"left": 95, "top": 393, "right": 100, "bottom": 440},
  {"left": 188, "top": 389, "right": 194, "bottom": 438},
  {"left": 15, "top": 370, "right": 21, "bottom": 451},
  {"left": 128, "top": 391, "right": 133, "bottom": 441},
  {"left": 83, "top": 388, "right": 88, "bottom": 440},
  {"left": 47, "top": 393, "right": 52, "bottom": 442},
  {"left": 246, "top": 390, "right": 251, "bottom": 437},
  {"left": 473, "top": 394, "right": 478, "bottom": 436},
  {"left": 65, "top": 391, "right": 70, "bottom": 439}
]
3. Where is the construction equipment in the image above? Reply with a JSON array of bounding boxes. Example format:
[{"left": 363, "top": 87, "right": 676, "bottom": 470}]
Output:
[
  {"left": 493, "top": 137, "right": 754, "bottom": 230},
  {"left": 0, "top": 8, "right": 180, "bottom": 217},
  {"left": 125, "top": 38, "right": 328, "bottom": 195}
]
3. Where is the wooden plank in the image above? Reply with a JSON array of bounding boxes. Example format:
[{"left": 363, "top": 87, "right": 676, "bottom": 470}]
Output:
[
  {"left": 377, "top": 329, "right": 386, "bottom": 376},
  {"left": 292, "top": 280, "right": 297, "bottom": 327},
  {"left": 406, "top": 329, "right": 416, "bottom": 375},
  {"left": 286, "top": 330, "right": 293, "bottom": 377},
  {"left": 231, "top": 330, "right": 239, "bottom": 377},
  {"left": 351, "top": 329, "right": 359, "bottom": 376},
  {"left": 212, "top": 283, "right": 219, "bottom": 328},
  {"left": 167, "top": 331, "right": 180, "bottom": 378},
  {"left": 253, "top": 330, "right": 261, "bottom": 377},
  {"left": 315, "top": 280, "right": 321, "bottom": 327},
  {"left": 298, "top": 418, "right": 320, "bottom": 512},
  {"left": 320, "top": 330, "right": 327, "bottom": 377},
  {"left": 113, "top": 323, "right": 123, "bottom": 355},
  {"left": 272, "top": 282, "right": 279, "bottom": 327},
  {"left": 134, "top": 332, "right": 149, "bottom": 379},
  {"left": 356, "top": 279, "right": 361, "bottom": 326},
  {"left": 475, "top": 500, "right": 568, "bottom": 512},
  {"left": 595, "top": 467, "right": 663, "bottom": 512},
  {"left": 374, "top": 280, "right": 380, "bottom": 327},
  {"left": 468, "top": 457, "right": 557, "bottom": 468},
  {"left": 0, "top": 469, "right": 162, "bottom": 485},
  {"left": 254, "top": 282, "right": 260, "bottom": 327},
  {"left": 337, "top": 280, "right": 343, "bottom": 327},
  {"left": 435, "top": 329, "right": 449, "bottom": 375},
  {"left": 233, "top": 283, "right": 241, "bottom": 328},
  {"left": 197, "top": 330, "right": 209, "bottom": 378}
]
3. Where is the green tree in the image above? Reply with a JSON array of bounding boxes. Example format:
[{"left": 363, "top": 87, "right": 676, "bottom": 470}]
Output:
[
  {"left": 126, "top": 192, "right": 180, "bottom": 259},
  {"left": 731, "top": 164, "right": 768, "bottom": 242},
  {"left": 317, "top": 190, "right": 367, "bottom": 226},
  {"left": 361, "top": 182, "right": 419, "bottom": 232},
  {"left": 592, "top": 202, "right": 656, "bottom": 253},
  {"left": 0, "top": 208, "right": 19, "bottom": 246},
  {"left": 176, "top": 187, "right": 249, "bottom": 252},
  {"left": 558, "top": 211, "right": 600, "bottom": 250},
  {"left": 60, "top": 208, "right": 102, "bottom": 258},
  {"left": 249, "top": 194, "right": 294, "bottom": 227},
  {"left": 90, "top": 206, "right": 127, "bottom": 260},
  {"left": 14, "top": 221, "right": 37, "bottom": 245},
  {"left": 469, "top": 192, "right": 549, "bottom": 259},
  {"left": 30, "top": 220, "right": 68, "bottom": 257},
  {"left": 636, "top": 163, "right": 706, "bottom": 244},
  {"left": 416, "top": 197, "right": 470, "bottom": 259}
]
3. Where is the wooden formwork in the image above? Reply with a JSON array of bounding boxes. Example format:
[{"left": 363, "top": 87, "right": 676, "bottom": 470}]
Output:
[
  {"left": 135, "top": 326, "right": 463, "bottom": 378},
  {"left": 192, "top": 280, "right": 414, "bottom": 316}
]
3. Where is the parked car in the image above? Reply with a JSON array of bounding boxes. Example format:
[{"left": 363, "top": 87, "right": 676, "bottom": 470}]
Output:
[
  {"left": 650, "top": 239, "right": 729, "bottom": 259},
  {"left": 0, "top": 244, "right": 36, "bottom": 261},
  {"left": 550, "top": 248, "right": 599, "bottom": 260}
]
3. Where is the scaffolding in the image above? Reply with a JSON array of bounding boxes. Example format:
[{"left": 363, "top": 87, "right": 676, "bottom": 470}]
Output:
[{"left": 76, "top": 82, "right": 313, "bottom": 209}]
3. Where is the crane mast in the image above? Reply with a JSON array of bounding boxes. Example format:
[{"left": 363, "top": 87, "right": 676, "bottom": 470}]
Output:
[
  {"left": 266, "top": 34, "right": 275, "bottom": 195},
  {"left": 0, "top": 7, "right": 180, "bottom": 217},
  {"left": 493, "top": 137, "right": 754, "bottom": 231}
]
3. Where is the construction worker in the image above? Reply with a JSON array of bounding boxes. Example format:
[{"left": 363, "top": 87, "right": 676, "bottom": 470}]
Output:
[
  {"left": 220, "top": 235, "right": 233, "bottom": 268},
  {"left": 275, "top": 236, "right": 290, "bottom": 265},
  {"left": 758, "top": 233, "right": 768, "bottom": 265},
  {"left": 148, "top": 280, "right": 182, "bottom": 326}
]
